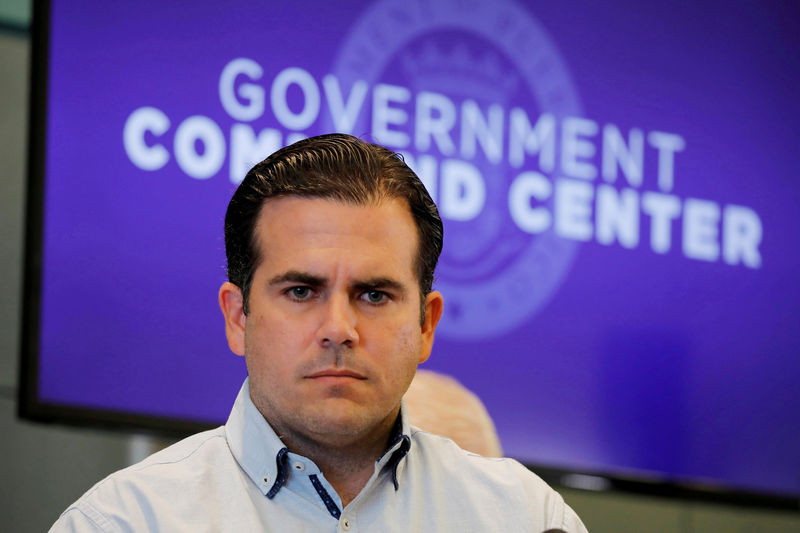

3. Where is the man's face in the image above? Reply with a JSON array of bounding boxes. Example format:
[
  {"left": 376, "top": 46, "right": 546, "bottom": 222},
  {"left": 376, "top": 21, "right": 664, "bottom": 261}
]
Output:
[{"left": 219, "top": 196, "right": 443, "bottom": 449}]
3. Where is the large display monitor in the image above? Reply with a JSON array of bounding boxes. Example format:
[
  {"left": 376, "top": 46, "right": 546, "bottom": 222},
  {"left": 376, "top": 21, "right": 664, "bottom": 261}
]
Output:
[{"left": 21, "top": 0, "right": 800, "bottom": 506}]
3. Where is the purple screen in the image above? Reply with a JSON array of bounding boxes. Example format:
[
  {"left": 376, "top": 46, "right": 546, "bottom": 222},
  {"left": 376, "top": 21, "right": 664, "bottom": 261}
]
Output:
[{"left": 34, "top": 0, "right": 800, "bottom": 497}]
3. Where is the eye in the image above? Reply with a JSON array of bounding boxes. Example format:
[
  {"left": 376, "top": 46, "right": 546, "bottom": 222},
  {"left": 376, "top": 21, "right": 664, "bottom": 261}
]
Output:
[
  {"left": 362, "top": 290, "right": 388, "bottom": 304},
  {"left": 287, "top": 286, "right": 313, "bottom": 300}
]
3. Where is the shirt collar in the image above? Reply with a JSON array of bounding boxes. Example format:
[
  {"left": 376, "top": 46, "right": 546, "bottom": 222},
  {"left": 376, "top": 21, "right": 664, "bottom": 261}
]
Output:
[
  {"left": 225, "top": 378, "right": 289, "bottom": 498},
  {"left": 225, "top": 379, "right": 413, "bottom": 497},
  {"left": 378, "top": 398, "right": 412, "bottom": 490}
]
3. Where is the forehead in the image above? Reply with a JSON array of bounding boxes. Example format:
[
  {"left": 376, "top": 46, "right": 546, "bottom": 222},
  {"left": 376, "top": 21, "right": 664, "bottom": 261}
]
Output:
[{"left": 252, "top": 196, "right": 419, "bottom": 277}]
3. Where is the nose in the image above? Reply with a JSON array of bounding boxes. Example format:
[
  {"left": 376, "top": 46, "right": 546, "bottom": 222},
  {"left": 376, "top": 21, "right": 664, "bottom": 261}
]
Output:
[{"left": 317, "top": 293, "right": 359, "bottom": 348}]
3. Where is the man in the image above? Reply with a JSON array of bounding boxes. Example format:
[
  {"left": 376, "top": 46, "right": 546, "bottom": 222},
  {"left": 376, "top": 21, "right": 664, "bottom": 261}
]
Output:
[{"left": 51, "top": 134, "right": 587, "bottom": 532}]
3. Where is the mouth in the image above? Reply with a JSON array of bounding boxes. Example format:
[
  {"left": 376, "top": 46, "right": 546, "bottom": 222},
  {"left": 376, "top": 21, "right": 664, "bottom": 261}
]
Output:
[{"left": 305, "top": 369, "right": 367, "bottom": 384}]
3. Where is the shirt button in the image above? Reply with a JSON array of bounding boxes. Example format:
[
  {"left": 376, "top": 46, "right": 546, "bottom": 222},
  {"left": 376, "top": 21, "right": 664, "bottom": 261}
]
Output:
[
  {"left": 341, "top": 518, "right": 351, "bottom": 530},
  {"left": 292, "top": 462, "right": 305, "bottom": 471},
  {"left": 263, "top": 475, "right": 270, "bottom": 484}
]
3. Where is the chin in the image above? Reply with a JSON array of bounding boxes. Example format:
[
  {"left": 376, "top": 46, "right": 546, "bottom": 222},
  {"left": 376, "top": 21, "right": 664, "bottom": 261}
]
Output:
[{"left": 307, "top": 407, "right": 384, "bottom": 438}]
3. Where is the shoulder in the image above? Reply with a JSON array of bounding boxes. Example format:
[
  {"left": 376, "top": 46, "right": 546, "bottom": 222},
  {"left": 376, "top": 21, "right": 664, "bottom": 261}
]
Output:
[
  {"left": 100, "top": 426, "right": 230, "bottom": 485},
  {"left": 51, "top": 427, "right": 230, "bottom": 532},
  {"left": 407, "top": 427, "right": 588, "bottom": 532},
  {"left": 125, "top": 426, "right": 229, "bottom": 470},
  {"left": 408, "top": 425, "right": 546, "bottom": 489}
]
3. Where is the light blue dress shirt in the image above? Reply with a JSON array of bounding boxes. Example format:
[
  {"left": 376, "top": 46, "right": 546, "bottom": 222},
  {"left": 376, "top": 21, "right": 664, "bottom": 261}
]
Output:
[{"left": 51, "top": 379, "right": 587, "bottom": 532}]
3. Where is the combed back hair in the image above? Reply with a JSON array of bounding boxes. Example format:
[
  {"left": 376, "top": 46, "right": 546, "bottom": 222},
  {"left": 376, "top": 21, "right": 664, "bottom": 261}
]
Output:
[{"left": 224, "top": 133, "right": 443, "bottom": 317}]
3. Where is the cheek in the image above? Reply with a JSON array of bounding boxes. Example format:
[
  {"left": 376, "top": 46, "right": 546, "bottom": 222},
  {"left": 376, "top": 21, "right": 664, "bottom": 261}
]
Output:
[
  {"left": 244, "top": 314, "right": 295, "bottom": 377},
  {"left": 396, "top": 322, "right": 422, "bottom": 352},
  {"left": 386, "top": 322, "right": 424, "bottom": 377},
  {"left": 247, "top": 307, "right": 311, "bottom": 347}
]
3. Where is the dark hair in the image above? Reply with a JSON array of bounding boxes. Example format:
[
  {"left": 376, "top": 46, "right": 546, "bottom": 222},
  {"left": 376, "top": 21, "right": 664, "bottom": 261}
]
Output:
[{"left": 224, "top": 133, "right": 443, "bottom": 318}]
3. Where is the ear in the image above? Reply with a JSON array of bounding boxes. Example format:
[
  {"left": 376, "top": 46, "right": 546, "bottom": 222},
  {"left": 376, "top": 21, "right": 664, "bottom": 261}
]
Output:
[
  {"left": 219, "top": 282, "right": 246, "bottom": 356},
  {"left": 418, "top": 290, "right": 444, "bottom": 364}
]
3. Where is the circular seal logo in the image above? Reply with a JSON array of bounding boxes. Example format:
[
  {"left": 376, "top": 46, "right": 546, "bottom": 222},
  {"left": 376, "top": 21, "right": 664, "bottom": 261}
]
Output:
[{"left": 325, "top": 0, "right": 583, "bottom": 339}]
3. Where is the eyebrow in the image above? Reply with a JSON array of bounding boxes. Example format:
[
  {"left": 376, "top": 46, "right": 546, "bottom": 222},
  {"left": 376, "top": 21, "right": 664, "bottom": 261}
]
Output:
[
  {"left": 351, "top": 277, "right": 406, "bottom": 296},
  {"left": 268, "top": 270, "right": 327, "bottom": 288}
]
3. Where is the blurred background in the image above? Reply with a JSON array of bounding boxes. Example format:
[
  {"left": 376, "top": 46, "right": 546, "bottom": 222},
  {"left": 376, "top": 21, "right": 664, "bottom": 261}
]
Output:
[{"left": 2, "top": 1, "right": 799, "bottom": 531}]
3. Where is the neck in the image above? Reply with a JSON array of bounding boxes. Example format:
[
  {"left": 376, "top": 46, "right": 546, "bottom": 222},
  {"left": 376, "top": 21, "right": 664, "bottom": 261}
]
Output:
[{"left": 273, "top": 410, "right": 401, "bottom": 507}]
